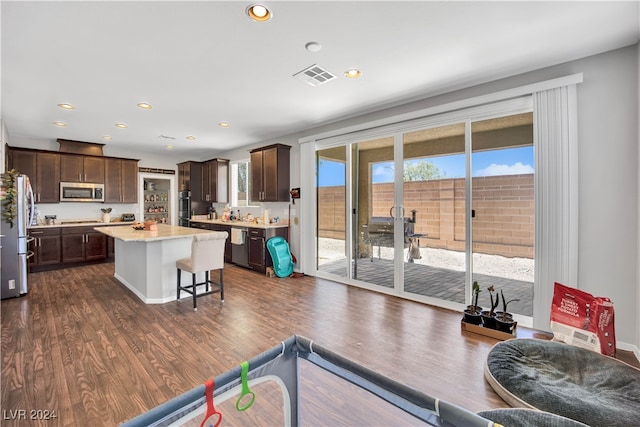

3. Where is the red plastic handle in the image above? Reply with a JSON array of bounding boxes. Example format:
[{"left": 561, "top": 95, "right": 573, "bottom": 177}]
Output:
[{"left": 200, "top": 379, "right": 222, "bottom": 427}]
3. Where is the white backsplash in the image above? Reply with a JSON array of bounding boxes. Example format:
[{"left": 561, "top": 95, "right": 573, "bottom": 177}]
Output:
[{"left": 34, "top": 202, "right": 139, "bottom": 224}]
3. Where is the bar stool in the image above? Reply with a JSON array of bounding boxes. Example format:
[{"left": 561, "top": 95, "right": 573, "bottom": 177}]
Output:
[{"left": 176, "top": 231, "right": 228, "bottom": 311}]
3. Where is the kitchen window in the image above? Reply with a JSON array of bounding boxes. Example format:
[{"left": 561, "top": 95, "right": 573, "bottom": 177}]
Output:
[{"left": 230, "top": 160, "right": 254, "bottom": 207}]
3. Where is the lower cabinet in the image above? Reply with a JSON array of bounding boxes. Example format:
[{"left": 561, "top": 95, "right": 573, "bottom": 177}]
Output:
[
  {"left": 248, "top": 227, "right": 288, "bottom": 273},
  {"left": 218, "top": 225, "right": 232, "bottom": 263},
  {"left": 29, "top": 228, "right": 62, "bottom": 267},
  {"left": 190, "top": 222, "right": 288, "bottom": 271},
  {"left": 192, "top": 222, "right": 232, "bottom": 263},
  {"left": 61, "top": 227, "right": 107, "bottom": 263}
]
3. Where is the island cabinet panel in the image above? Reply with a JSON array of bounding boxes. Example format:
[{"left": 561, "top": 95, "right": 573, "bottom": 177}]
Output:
[
  {"left": 60, "top": 154, "right": 104, "bottom": 183},
  {"left": 105, "top": 158, "right": 139, "bottom": 203},
  {"left": 250, "top": 144, "right": 290, "bottom": 202},
  {"left": 8, "top": 149, "right": 60, "bottom": 203}
]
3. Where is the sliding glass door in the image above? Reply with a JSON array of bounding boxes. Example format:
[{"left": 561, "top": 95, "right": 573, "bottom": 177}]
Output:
[
  {"left": 401, "top": 123, "right": 467, "bottom": 304},
  {"left": 470, "top": 113, "right": 534, "bottom": 316},
  {"left": 315, "top": 103, "right": 534, "bottom": 320}
]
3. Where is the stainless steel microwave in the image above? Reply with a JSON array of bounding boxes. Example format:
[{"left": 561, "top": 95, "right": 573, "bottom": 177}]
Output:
[{"left": 60, "top": 182, "right": 105, "bottom": 202}]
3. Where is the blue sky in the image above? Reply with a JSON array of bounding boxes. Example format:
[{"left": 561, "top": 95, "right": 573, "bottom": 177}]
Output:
[{"left": 319, "top": 146, "right": 534, "bottom": 186}]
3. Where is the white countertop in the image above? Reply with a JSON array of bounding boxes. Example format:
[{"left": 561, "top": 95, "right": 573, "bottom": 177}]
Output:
[
  {"left": 94, "top": 223, "right": 217, "bottom": 242},
  {"left": 30, "top": 220, "right": 135, "bottom": 229},
  {"left": 189, "top": 216, "right": 288, "bottom": 229}
]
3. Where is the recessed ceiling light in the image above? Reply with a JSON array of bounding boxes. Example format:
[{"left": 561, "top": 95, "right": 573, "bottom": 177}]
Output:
[
  {"left": 137, "top": 102, "right": 152, "bottom": 110},
  {"left": 53, "top": 121, "right": 67, "bottom": 127},
  {"left": 115, "top": 123, "right": 128, "bottom": 128},
  {"left": 218, "top": 121, "right": 230, "bottom": 128},
  {"left": 305, "top": 42, "right": 322, "bottom": 53},
  {"left": 57, "top": 103, "right": 75, "bottom": 110},
  {"left": 186, "top": 136, "right": 196, "bottom": 141},
  {"left": 166, "top": 145, "right": 173, "bottom": 149},
  {"left": 247, "top": 4, "right": 271, "bottom": 22},
  {"left": 345, "top": 69, "right": 362, "bottom": 79},
  {"left": 102, "top": 135, "right": 112, "bottom": 141}
]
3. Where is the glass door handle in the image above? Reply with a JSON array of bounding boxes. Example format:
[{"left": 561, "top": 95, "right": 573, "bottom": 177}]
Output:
[{"left": 389, "top": 206, "right": 404, "bottom": 219}]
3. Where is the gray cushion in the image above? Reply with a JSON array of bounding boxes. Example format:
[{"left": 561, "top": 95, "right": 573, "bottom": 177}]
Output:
[
  {"left": 478, "top": 408, "right": 589, "bottom": 427},
  {"left": 485, "top": 339, "right": 640, "bottom": 427}
]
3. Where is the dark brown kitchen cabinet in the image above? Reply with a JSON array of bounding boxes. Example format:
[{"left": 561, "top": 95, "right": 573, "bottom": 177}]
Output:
[
  {"left": 217, "top": 224, "right": 233, "bottom": 263},
  {"left": 107, "top": 236, "right": 115, "bottom": 259},
  {"left": 248, "top": 229, "right": 266, "bottom": 271},
  {"left": 105, "top": 158, "right": 139, "bottom": 203},
  {"left": 28, "top": 228, "right": 62, "bottom": 267},
  {"left": 247, "top": 227, "right": 288, "bottom": 273},
  {"left": 60, "top": 154, "right": 104, "bottom": 183},
  {"left": 250, "top": 144, "right": 290, "bottom": 202},
  {"left": 201, "top": 158, "right": 229, "bottom": 203},
  {"left": 177, "top": 161, "right": 202, "bottom": 201},
  {"left": 8, "top": 148, "right": 60, "bottom": 203},
  {"left": 61, "top": 226, "right": 106, "bottom": 263}
]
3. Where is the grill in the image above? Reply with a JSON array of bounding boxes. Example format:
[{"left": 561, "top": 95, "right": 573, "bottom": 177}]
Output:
[{"left": 362, "top": 217, "right": 415, "bottom": 261}]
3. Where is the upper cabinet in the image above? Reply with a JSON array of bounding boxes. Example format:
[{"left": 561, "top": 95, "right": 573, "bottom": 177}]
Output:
[
  {"left": 7, "top": 148, "right": 60, "bottom": 203},
  {"left": 6, "top": 145, "right": 137, "bottom": 204},
  {"left": 105, "top": 158, "right": 139, "bottom": 203},
  {"left": 250, "top": 144, "right": 291, "bottom": 202},
  {"left": 60, "top": 154, "right": 104, "bottom": 183},
  {"left": 202, "top": 158, "right": 229, "bottom": 203},
  {"left": 177, "top": 161, "right": 202, "bottom": 197}
]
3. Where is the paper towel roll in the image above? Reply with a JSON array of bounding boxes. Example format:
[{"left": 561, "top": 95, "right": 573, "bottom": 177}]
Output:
[{"left": 263, "top": 209, "right": 270, "bottom": 224}]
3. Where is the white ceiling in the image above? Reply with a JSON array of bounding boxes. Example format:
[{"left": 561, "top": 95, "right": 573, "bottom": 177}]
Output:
[{"left": 2, "top": 1, "right": 639, "bottom": 159}]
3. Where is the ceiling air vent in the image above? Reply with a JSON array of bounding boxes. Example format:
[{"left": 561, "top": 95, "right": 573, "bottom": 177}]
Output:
[{"left": 293, "top": 64, "right": 337, "bottom": 87}]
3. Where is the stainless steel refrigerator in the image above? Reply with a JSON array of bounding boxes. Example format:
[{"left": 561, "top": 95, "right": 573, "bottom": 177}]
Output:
[{"left": 1, "top": 174, "right": 35, "bottom": 299}]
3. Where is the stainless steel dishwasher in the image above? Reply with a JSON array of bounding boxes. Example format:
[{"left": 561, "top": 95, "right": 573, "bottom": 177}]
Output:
[{"left": 231, "top": 227, "right": 249, "bottom": 267}]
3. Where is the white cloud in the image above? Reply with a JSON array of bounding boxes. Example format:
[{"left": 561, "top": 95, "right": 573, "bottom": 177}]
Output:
[
  {"left": 372, "top": 164, "right": 394, "bottom": 182},
  {"left": 475, "top": 162, "right": 534, "bottom": 177}
]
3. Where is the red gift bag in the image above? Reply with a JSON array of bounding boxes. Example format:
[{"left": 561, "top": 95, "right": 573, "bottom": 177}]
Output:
[{"left": 550, "top": 282, "right": 616, "bottom": 356}]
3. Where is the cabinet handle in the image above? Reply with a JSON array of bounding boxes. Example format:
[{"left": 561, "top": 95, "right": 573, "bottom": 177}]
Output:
[
  {"left": 84, "top": 173, "right": 87, "bottom": 182},
  {"left": 79, "top": 173, "right": 82, "bottom": 181}
]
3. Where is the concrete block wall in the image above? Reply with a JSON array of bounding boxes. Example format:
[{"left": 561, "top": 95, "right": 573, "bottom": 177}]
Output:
[{"left": 318, "top": 173, "right": 534, "bottom": 259}]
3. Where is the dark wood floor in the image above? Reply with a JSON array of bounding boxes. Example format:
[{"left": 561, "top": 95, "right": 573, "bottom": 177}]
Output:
[{"left": 1, "top": 262, "right": 637, "bottom": 426}]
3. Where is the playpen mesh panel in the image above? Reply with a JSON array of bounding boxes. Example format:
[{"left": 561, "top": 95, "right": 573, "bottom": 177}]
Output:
[{"left": 122, "top": 335, "right": 493, "bottom": 427}]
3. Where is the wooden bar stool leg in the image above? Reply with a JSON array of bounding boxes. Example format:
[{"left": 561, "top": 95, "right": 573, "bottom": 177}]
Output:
[{"left": 192, "top": 273, "right": 197, "bottom": 311}]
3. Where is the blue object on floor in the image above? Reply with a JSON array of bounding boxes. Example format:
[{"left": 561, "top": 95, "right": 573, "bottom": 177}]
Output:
[{"left": 266, "top": 236, "right": 294, "bottom": 277}]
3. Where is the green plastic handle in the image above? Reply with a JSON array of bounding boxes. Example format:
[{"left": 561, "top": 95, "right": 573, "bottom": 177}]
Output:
[{"left": 235, "top": 361, "right": 256, "bottom": 412}]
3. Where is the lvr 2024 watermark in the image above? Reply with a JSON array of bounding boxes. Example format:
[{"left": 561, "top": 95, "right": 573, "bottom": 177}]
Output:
[{"left": 3, "top": 409, "right": 58, "bottom": 421}]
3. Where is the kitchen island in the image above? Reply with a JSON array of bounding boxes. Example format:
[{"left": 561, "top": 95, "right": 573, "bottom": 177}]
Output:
[{"left": 94, "top": 224, "right": 220, "bottom": 304}]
